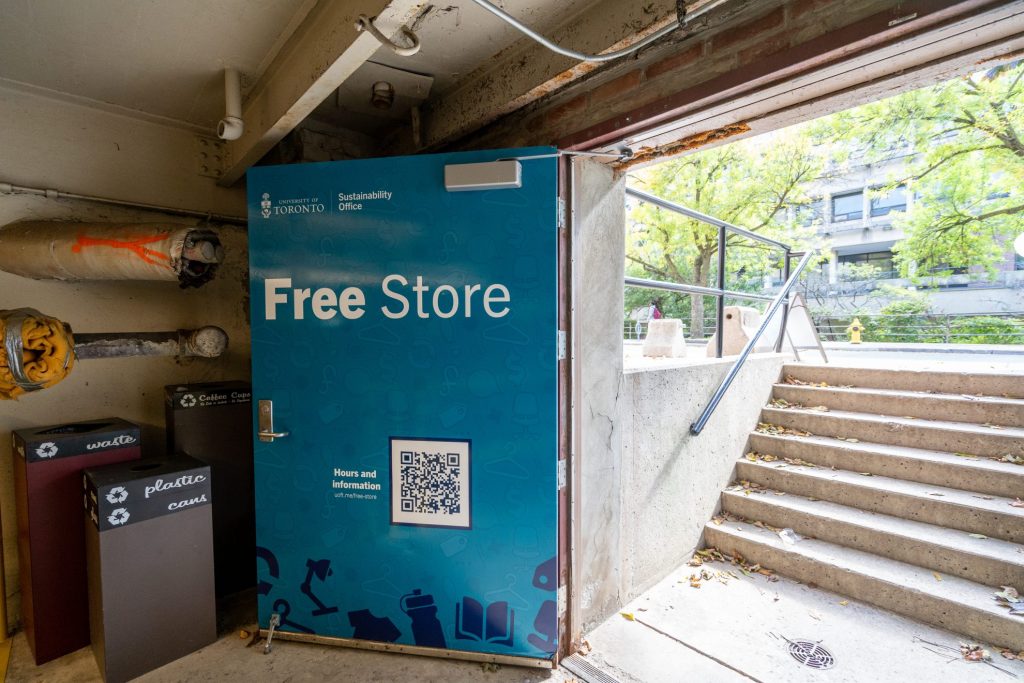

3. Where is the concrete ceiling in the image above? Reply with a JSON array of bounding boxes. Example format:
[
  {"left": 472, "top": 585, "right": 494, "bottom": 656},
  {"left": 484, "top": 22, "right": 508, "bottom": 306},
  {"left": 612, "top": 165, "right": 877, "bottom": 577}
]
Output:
[
  {"left": 0, "top": 0, "right": 590, "bottom": 135},
  {"left": 0, "top": 0, "right": 319, "bottom": 129}
]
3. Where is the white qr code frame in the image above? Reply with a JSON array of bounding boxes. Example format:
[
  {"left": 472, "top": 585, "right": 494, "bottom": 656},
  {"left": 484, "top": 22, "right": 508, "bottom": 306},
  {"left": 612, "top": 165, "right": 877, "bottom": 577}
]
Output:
[{"left": 389, "top": 436, "right": 472, "bottom": 529}]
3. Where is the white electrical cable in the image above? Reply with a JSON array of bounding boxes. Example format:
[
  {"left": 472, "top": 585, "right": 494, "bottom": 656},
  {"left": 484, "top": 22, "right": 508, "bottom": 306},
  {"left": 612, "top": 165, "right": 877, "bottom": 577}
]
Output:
[
  {"left": 355, "top": 15, "right": 421, "bottom": 56},
  {"left": 470, "top": 0, "right": 682, "bottom": 63}
]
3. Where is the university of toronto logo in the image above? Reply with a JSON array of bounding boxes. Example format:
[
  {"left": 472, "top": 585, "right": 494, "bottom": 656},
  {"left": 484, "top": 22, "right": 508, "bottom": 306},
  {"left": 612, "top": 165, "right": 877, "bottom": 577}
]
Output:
[{"left": 261, "top": 192, "right": 272, "bottom": 219}]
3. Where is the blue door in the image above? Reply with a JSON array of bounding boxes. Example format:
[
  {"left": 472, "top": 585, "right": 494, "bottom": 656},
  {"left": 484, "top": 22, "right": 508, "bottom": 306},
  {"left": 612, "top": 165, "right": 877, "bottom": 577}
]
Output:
[{"left": 247, "top": 148, "right": 560, "bottom": 662}]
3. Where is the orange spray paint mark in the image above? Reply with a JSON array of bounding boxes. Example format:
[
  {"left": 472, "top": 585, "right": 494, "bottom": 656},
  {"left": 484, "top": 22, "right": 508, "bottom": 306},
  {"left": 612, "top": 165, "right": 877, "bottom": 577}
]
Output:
[{"left": 71, "top": 233, "right": 173, "bottom": 268}]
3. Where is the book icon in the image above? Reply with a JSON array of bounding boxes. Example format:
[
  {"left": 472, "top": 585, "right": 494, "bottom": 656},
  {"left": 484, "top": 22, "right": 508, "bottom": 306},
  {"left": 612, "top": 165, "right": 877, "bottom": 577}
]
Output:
[{"left": 454, "top": 597, "right": 514, "bottom": 647}]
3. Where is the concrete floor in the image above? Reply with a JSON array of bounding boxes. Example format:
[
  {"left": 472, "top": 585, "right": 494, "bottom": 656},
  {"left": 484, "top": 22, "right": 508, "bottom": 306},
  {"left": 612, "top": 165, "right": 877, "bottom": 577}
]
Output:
[
  {"left": 11, "top": 560, "right": 1024, "bottom": 682},
  {"left": 581, "top": 558, "right": 1024, "bottom": 682},
  {"left": 5, "top": 625, "right": 573, "bottom": 682}
]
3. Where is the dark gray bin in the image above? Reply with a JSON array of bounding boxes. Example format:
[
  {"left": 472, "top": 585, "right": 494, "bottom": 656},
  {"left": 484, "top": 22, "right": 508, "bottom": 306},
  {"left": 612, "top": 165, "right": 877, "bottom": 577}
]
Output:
[{"left": 84, "top": 456, "right": 216, "bottom": 683}]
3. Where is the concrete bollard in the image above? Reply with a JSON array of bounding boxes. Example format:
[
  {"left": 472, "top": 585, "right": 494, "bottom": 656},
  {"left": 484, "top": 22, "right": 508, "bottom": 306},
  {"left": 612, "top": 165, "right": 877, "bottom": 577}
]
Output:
[
  {"left": 706, "top": 306, "right": 775, "bottom": 357},
  {"left": 643, "top": 319, "right": 688, "bottom": 358}
]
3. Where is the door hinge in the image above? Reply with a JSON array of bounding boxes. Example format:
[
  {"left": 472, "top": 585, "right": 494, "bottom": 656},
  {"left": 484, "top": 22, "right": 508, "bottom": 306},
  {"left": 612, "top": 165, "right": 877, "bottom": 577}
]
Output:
[
  {"left": 557, "top": 330, "right": 566, "bottom": 360},
  {"left": 557, "top": 458, "right": 566, "bottom": 490},
  {"left": 557, "top": 198, "right": 566, "bottom": 230}
]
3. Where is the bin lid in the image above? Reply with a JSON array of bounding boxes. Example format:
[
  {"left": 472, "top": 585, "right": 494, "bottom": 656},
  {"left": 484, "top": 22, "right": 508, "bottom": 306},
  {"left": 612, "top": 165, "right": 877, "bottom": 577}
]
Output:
[
  {"left": 84, "top": 455, "right": 211, "bottom": 531},
  {"left": 13, "top": 418, "right": 140, "bottom": 463},
  {"left": 165, "top": 381, "right": 251, "bottom": 410}
]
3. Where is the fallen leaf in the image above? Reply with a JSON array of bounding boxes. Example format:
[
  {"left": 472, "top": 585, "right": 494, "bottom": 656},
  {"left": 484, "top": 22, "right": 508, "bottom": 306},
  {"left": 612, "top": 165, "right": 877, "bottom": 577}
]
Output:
[
  {"left": 960, "top": 643, "right": 990, "bottom": 662},
  {"left": 838, "top": 600, "right": 849, "bottom": 606},
  {"left": 1001, "top": 454, "right": 1024, "bottom": 465},
  {"left": 968, "top": 533, "right": 988, "bottom": 539},
  {"left": 620, "top": 612, "right": 635, "bottom": 621},
  {"left": 933, "top": 572, "right": 943, "bottom": 581},
  {"left": 1012, "top": 499, "right": 1024, "bottom": 508},
  {"left": 994, "top": 586, "right": 1020, "bottom": 602},
  {"left": 927, "top": 492, "right": 945, "bottom": 497},
  {"left": 858, "top": 472, "right": 873, "bottom": 476},
  {"left": 239, "top": 629, "right": 250, "bottom": 639},
  {"left": 954, "top": 452, "right": 979, "bottom": 460}
]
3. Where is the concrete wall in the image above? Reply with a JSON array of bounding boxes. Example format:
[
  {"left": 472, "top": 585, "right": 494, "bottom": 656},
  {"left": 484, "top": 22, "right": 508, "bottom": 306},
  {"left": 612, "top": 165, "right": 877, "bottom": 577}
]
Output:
[
  {"left": 617, "top": 355, "right": 786, "bottom": 608},
  {"left": 572, "top": 157, "right": 788, "bottom": 632},
  {"left": 573, "top": 159, "right": 627, "bottom": 629},
  {"left": 0, "top": 92, "right": 249, "bottom": 627}
]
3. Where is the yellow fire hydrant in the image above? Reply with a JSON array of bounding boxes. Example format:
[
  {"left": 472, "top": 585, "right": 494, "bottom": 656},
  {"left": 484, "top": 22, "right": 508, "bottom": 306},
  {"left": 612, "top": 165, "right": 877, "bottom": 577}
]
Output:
[{"left": 847, "top": 317, "right": 865, "bottom": 344}]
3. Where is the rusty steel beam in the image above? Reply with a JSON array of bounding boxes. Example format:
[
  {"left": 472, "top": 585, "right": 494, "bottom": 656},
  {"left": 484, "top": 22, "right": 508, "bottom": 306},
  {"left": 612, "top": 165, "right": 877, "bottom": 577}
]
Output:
[{"left": 560, "top": 0, "right": 1014, "bottom": 153}]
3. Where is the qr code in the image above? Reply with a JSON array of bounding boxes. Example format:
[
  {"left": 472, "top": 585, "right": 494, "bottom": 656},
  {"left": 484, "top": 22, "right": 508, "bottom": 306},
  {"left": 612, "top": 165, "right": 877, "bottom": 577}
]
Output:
[{"left": 390, "top": 437, "right": 471, "bottom": 529}]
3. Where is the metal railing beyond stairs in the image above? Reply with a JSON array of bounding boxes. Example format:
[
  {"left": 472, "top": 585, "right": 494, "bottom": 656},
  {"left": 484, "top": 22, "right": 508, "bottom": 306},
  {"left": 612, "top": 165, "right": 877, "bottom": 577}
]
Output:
[{"left": 625, "top": 187, "right": 820, "bottom": 436}]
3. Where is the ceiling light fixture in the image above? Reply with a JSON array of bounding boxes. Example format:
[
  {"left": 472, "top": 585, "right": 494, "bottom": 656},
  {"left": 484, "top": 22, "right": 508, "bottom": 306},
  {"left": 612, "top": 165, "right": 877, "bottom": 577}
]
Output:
[{"left": 371, "top": 82, "right": 396, "bottom": 110}]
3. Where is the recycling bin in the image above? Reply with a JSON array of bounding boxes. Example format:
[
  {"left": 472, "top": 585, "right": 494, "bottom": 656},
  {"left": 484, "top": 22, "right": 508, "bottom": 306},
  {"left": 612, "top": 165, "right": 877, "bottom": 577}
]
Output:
[
  {"left": 164, "top": 381, "right": 254, "bottom": 597},
  {"left": 12, "top": 418, "right": 141, "bottom": 664},
  {"left": 84, "top": 455, "right": 216, "bottom": 682}
]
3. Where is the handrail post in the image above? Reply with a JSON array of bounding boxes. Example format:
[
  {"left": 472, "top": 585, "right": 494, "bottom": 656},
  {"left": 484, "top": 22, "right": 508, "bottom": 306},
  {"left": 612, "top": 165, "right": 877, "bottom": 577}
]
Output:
[
  {"left": 691, "top": 250, "right": 817, "bottom": 435},
  {"left": 715, "top": 225, "right": 726, "bottom": 358},
  {"left": 774, "top": 249, "right": 792, "bottom": 352}
]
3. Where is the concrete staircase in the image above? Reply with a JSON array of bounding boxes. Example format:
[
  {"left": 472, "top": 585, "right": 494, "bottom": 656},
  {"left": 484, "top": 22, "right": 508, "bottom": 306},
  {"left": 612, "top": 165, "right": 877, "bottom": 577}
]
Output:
[{"left": 705, "top": 363, "right": 1024, "bottom": 650}]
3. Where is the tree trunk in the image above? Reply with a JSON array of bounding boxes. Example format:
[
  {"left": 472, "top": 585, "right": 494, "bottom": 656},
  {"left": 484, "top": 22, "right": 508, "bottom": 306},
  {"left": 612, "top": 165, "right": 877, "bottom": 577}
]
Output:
[{"left": 690, "top": 253, "right": 710, "bottom": 338}]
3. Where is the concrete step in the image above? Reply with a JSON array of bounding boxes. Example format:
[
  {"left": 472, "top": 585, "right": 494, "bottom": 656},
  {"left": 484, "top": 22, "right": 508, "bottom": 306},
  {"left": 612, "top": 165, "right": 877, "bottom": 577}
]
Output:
[
  {"left": 747, "top": 432, "right": 1024, "bottom": 499},
  {"left": 720, "top": 489, "right": 1024, "bottom": 588},
  {"left": 760, "top": 406, "right": 1024, "bottom": 459},
  {"left": 771, "top": 383, "right": 1024, "bottom": 427},
  {"left": 734, "top": 459, "right": 1024, "bottom": 543},
  {"left": 781, "top": 364, "right": 1024, "bottom": 398},
  {"left": 704, "top": 520, "right": 1024, "bottom": 651}
]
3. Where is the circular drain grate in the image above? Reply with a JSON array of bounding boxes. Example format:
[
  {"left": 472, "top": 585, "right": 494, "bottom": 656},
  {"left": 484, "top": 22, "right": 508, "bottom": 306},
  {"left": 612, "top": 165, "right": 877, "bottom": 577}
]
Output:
[{"left": 788, "top": 640, "right": 835, "bottom": 669}]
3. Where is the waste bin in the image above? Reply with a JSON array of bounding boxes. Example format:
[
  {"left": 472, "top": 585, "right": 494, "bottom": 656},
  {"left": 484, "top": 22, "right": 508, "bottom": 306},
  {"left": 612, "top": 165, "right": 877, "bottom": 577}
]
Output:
[
  {"left": 12, "top": 418, "right": 141, "bottom": 664},
  {"left": 84, "top": 455, "right": 216, "bottom": 682},
  {"left": 164, "top": 381, "right": 254, "bottom": 597}
]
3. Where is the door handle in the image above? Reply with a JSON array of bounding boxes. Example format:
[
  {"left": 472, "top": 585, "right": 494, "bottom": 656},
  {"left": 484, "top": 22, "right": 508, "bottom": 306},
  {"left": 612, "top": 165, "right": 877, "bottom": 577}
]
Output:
[{"left": 258, "top": 399, "right": 290, "bottom": 442}]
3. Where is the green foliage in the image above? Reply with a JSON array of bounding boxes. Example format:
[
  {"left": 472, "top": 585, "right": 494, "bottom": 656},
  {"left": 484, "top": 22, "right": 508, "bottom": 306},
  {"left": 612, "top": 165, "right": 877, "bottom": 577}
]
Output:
[
  {"left": 823, "top": 60, "right": 1024, "bottom": 276},
  {"left": 626, "top": 131, "right": 824, "bottom": 334},
  {"left": 948, "top": 316, "right": 1024, "bottom": 344}
]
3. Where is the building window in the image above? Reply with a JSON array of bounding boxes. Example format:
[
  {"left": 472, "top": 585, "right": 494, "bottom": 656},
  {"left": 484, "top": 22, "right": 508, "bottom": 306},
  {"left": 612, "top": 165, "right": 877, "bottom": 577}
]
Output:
[
  {"left": 796, "top": 199, "right": 824, "bottom": 226},
  {"left": 870, "top": 185, "right": 907, "bottom": 216},
  {"left": 838, "top": 250, "right": 894, "bottom": 278},
  {"left": 832, "top": 191, "right": 863, "bottom": 222}
]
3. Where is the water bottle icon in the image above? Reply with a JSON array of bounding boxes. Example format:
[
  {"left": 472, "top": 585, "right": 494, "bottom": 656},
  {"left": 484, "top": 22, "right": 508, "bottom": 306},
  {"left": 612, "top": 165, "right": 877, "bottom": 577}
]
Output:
[{"left": 400, "top": 589, "right": 447, "bottom": 649}]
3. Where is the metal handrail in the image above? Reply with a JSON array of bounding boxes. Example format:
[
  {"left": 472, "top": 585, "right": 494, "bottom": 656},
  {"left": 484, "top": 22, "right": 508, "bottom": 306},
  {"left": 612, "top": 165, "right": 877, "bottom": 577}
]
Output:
[
  {"left": 626, "top": 187, "right": 790, "bottom": 250},
  {"left": 626, "top": 186, "right": 793, "bottom": 358},
  {"left": 624, "top": 275, "right": 775, "bottom": 302},
  {"left": 690, "top": 250, "right": 818, "bottom": 435}
]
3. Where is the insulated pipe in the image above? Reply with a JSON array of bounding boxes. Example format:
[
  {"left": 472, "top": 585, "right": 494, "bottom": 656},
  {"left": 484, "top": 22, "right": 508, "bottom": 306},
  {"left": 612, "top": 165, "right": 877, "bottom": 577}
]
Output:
[
  {"left": 217, "top": 67, "right": 244, "bottom": 141},
  {"left": 73, "top": 326, "right": 229, "bottom": 360},
  {"left": 0, "top": 222, "right": 223, "bottom": 288}
]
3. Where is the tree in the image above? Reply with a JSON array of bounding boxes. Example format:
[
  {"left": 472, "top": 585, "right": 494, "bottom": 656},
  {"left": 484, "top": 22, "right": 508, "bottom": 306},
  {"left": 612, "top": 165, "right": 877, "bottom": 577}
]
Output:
[
  {"left": 627, "top": 131, "right": 823, "bottom": 336},
  {"left": 825, "top": 60, "right": 1024, "bottom": 277}
]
